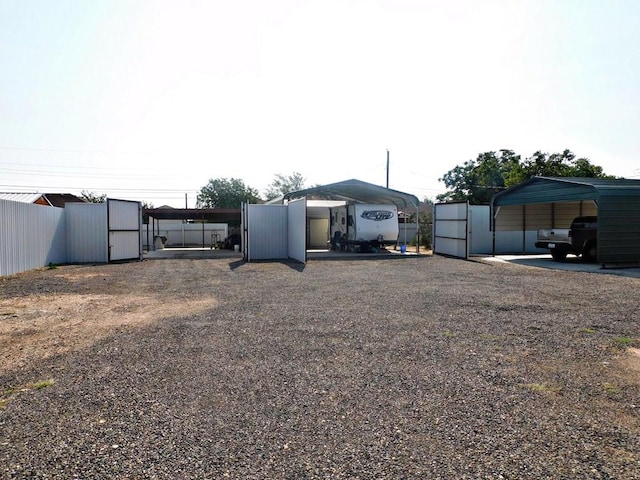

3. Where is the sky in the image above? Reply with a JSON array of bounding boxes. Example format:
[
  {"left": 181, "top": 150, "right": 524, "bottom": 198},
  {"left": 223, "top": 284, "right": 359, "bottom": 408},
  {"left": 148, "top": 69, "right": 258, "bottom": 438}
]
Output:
[{"left": 1, "top": 0, "right": 639, "bottom": 207}]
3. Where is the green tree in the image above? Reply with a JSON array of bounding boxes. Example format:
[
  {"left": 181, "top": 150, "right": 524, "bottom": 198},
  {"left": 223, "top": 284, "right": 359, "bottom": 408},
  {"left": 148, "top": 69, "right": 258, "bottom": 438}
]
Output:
[
  {"left": 196, "top": 178, "right": 261, "bottom": 208},
  {"left": 80, "top": 190, "right": 107, "bottom": 203},
  {"left": 141, "top": 201, "right": 154, "bottom": 225},
  {"left": 438, "top": 150, "right": 520, "bottom": 204},
  {"left": 408, "top": 198, "right": 434, "bottom": 249},
  {"left": 438, "top": 149, "right": 612, "bottom": 204},
  {"left": 264, "top": 172, "right": 307, "bottom": 200}
]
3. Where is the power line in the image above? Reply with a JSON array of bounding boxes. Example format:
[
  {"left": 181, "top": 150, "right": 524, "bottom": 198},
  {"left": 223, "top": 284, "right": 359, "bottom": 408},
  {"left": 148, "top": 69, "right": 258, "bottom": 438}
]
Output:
[
  {"left": 0, "top": 168, "right": 188, "bottom": 182},
  {"left": 0, "top": 184, "right": 199, "bottom": 193},
  {"left": 0, "top": 145, "right": 155, "bottom": 155}
]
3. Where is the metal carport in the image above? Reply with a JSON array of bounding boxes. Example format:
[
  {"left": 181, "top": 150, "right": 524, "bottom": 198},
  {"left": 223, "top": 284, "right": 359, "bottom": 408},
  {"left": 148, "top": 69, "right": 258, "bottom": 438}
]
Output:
[
  {"left": 143, "top": 208, "right": 241, "bottom": 249},
  {"left": 491, "top": 177, "right": 640, "bottom": 265},
  {"left": 282, "top": 178, "right": 421, "bottom": 251}
]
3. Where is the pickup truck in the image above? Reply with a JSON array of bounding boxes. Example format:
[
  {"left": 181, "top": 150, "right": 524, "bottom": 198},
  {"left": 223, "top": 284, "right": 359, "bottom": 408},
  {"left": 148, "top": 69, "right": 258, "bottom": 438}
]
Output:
[{"left": 535, "top": 216, "right": 598, "bottom": 262}]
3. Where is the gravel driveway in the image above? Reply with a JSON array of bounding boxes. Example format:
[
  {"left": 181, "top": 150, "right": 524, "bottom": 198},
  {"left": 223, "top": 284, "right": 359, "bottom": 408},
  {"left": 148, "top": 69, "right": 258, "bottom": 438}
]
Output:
[{"left": 1, "top": 255, "right": 639, "bottom": 479}]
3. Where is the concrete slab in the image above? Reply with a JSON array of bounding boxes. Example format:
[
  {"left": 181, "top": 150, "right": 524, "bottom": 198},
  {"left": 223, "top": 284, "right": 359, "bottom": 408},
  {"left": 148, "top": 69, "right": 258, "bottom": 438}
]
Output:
[
  {"left": 144, "top": 248, "right": 241, "bottom": 260},
  {"left": 144, "top": 247, "right": 429, "bottom": 261},
  {"left": 477, "top": 254, "right": 640, "bottom": 278}
]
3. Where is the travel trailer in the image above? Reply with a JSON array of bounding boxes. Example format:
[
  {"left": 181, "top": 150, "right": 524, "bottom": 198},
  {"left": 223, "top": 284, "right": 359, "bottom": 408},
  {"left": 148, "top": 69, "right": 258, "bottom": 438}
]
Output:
[{"left": 329, "top": 203, "right": 398, "bottom": 250}]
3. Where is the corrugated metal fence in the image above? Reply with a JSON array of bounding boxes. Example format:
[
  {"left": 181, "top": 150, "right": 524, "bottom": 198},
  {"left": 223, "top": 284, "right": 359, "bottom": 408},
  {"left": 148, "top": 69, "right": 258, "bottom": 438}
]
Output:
[
  {"left": 0, "top": 199, "right": 66, "bottom": 276},
  {"left": 66, "top": 203, "right": 109, "bottom": 263},
  {"left": 1, "top": 198, "right": 141, "bottom": 276}
]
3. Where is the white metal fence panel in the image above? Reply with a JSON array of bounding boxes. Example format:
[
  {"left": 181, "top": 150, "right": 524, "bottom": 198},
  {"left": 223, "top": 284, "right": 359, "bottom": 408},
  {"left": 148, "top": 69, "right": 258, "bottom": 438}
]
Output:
[
  {"left": 469, "top": 205, "right": 492, "bottom": 254},
  {"left": 398, "top": 223, "right": 418, "bottom": 246},
  {"left": 108, "top": 199, "right": 139, "bottom": 229},
  {"left": 492, "top": 201, "right": 599, "bottom": 254},
  {"left": 309, "top": 218, "right": 329, "bottom": 248},
  {"left": 0, "top": 199, "right": 66, "bottom": 276},
  {"left": 66, "top": 203, "right": 108, "bottom": 263},
  {"left": 287, "top": 197, "right": 306, "bottom": 263},
  {"left": 107, "top": 199, "right": 141, "bottom": 261},
  {"left": 142, "top": 223, "right": 228, "bottom": 248},
  {"left": 493, "top": 230, "right": 542, "bottom": 254},
  {"left": 246, "top": 204, "right": 288, "bottom": 260},
  {"left": 434, "top": 202, "right": 468, "bottom": 259},
  {"left": 110, "top": 231, "right": 141, "bottom": 261}
]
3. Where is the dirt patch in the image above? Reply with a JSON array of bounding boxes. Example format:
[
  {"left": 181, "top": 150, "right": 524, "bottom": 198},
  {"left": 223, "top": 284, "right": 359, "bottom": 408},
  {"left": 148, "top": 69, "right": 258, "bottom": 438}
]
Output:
[
  {"left": 0, "top": 263, "right": 218, "bottom": 375},
  {"left": 621, "top": 347, "right": 640, "bottom": 375}
]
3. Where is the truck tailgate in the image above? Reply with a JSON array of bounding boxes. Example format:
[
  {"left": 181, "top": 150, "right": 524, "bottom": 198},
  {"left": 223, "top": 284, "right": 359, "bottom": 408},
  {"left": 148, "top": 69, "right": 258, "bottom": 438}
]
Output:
[{"left": 537, "top": 228, "right": 570, "bottom": 241}]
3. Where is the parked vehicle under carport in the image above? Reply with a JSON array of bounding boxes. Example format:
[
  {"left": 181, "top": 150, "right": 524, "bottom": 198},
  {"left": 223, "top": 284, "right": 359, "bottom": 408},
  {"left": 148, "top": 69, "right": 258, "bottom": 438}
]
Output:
[{"left": 535, "top": 216, "right": 598, "bottom": 262}]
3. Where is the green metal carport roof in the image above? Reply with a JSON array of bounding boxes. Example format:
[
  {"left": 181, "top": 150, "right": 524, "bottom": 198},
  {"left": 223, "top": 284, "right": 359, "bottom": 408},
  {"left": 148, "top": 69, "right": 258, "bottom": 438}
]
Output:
[{"left": 491, "top": 177, "right": 640, "bottom": 265}]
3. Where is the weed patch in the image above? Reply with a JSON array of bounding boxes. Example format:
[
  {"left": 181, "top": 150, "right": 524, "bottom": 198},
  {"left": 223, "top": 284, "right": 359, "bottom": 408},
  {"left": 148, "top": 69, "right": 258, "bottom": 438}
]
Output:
[
  {"left": 0, "top": 379, "right": 55, "bottom": 409},
  {"left": 579, "top": 327, "right": 597, "bottom": 334},
  {"left": 32, "top": 379, "right": 55, "bottom": 390},
  {"left": 603, "top": 382, "right": 621, "bottom": 395},
  {"left": 613, "top": 337, "right": 636, "bottom": 349}
]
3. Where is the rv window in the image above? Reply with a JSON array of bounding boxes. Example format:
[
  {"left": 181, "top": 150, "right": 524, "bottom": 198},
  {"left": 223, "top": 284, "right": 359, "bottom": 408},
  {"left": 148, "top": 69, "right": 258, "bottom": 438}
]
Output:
[
  {"left": 348, "top": 215, "right": 353, "bottom": 227},
  {"left": 341, "top": 217, "right": 345, "bottom": 225}
]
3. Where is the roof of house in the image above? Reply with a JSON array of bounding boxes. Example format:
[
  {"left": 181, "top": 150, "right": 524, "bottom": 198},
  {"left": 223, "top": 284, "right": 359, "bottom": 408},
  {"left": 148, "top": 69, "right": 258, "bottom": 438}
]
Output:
[
  {"left": 0, "top": 192, "right": 44, "bottom": 203},
  {"left": 0, "top": 192, "right": 86, "bottom": 207}
]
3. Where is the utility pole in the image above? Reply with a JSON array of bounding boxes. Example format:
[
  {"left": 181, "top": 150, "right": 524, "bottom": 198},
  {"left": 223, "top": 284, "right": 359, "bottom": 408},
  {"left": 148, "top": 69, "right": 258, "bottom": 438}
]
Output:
[{"left": 386, "top": 149, "right": 389, "bottom": 188}]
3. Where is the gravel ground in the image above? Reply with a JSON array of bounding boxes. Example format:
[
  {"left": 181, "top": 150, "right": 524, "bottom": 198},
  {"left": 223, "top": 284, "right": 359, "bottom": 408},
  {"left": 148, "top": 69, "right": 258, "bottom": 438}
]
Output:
[{"left": 1, "top": 255, "right": 639, "bottom": 479}]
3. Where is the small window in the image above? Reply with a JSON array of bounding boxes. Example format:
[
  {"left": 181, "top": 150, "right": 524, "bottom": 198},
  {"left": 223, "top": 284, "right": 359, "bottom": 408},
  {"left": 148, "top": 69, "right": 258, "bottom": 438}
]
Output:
[{"left": 347, "top": 215, "right": 353, "bottom": 226}]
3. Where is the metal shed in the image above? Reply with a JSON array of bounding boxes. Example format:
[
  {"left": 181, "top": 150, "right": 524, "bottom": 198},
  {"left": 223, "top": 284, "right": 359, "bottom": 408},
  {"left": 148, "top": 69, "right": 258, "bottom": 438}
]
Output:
[{"left": 491, "top": 177, "right": 640, "bottom": 264}]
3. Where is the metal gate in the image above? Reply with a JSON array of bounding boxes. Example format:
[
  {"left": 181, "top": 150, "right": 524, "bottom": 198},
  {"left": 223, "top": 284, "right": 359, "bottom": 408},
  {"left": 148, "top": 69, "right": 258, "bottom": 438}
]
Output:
[
  {"left": 242, "top": 199, "right": 307, "bottom": 263},
  {"left": 107, "top": 199, "right": 142, "bottom": 262},
  {"left": 433, "top": 201, "right": 469, "bottom": 259},
  {"left": 287, "top": 197, "right": 306, "bottom": 264}
]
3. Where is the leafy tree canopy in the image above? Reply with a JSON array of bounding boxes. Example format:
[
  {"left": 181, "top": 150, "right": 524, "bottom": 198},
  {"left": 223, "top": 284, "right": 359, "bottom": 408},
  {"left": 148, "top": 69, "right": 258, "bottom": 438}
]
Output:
[
  {"left": 196, "top": 178, "right": 261, "bottom": 208},
  {"left": 141, "top": 201, "right": 154, "bottom": 224},
  {"left": 81, "top": 190, "right": 107, "bottom": 203},
  {"left": 437, "top": 149, "right": 612, "bottom": 204},
  {"left": 264, "top": 172, "right": 307, "bottom": 201}
]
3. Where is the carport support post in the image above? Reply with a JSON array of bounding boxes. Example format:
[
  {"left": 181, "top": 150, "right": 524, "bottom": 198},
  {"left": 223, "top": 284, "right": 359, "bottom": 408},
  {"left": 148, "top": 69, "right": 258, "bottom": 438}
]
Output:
[
  {"left": 415, "top": 204, "right": 420, "bottom": 253},
  {"left": 522, "top": 205, "right": 526, "bottom": 253},
  {"left": 152, "top": 217, "right": 156, "bottom": 251},
  {"left": 402, "top": 215, "right": 407, "bottom": 249}
]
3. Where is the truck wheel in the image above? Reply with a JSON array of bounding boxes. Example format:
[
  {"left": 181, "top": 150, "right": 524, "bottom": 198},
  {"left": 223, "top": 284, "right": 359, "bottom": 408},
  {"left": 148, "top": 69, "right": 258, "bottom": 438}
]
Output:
[
  {"left": 551, "top": 248, "right": 568, "bottom": 261},
  {"left": 582, "top": 241, "right": 597, "bottom": 262}
]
